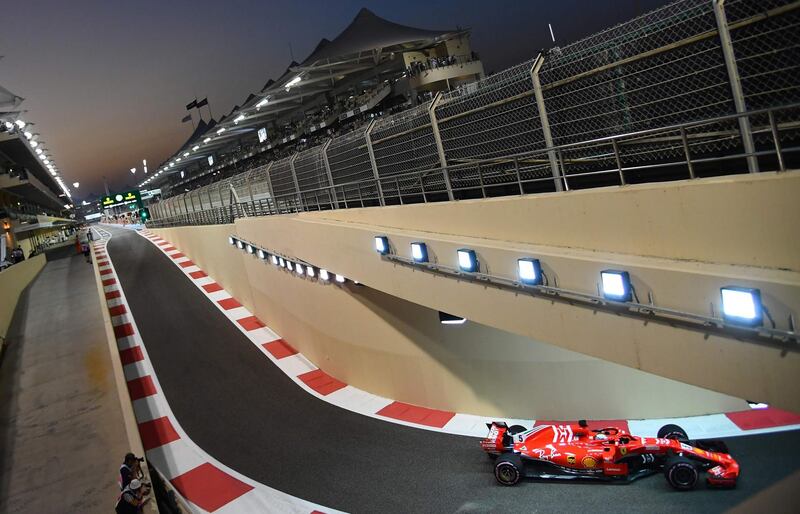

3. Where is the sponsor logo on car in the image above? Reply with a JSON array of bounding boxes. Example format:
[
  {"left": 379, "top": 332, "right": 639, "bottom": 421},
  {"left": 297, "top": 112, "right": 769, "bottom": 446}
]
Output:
[
  {"left": 567, "top": 454, "right": 576, "bottom": 464},
  {"left": 582, "top": 456, "right": 598, "bottom": 469},
  {"left": 620, "top": 447, "right": 627, "bottom": 456}
]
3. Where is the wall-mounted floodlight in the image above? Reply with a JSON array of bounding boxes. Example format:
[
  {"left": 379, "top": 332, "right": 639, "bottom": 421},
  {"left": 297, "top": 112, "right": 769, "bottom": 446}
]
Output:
[
  {"left": 457, "top": 249, "right": 478, "bottom": 273},
  {"left": 600, "top": 270, "right": 632, "bottom": 302},
  {"left": 287, "top": 261, "right": 294, "bottom": 271},
  {"left": 258, "top": 249, "right": 267, "bottom": 260},
  {"left": 271, "top": 255, "right": 279, "bottom": 265},
  {"left": 439, "top": 311, "right": 467, "bottom": 325},
  {"left": 228, "top": 236, "right": 236, "bottom": 246},
  {"left": 517, "top": 258, "right": 542, "bottom": 285},
  {"left": 306, "top": 266, "right": 315, "bottom": 277},
  {"left": 236, "top": 240, "right": 245, "bottom": 250},
  {"left": 294, "top": 263, "right": 304, "bottom": 275},
  {"left": 411, "top": 242, "right": 428, "bottom": 263},
  {"left": 720, "top": 286, "right": 763, "bottom": 327},
  {"left": 335, "top": 274, "right": 346, "bottom": 283},
  {"left": 279, "top": 257, "right": 285, "bottom": 267},
  {"left": 246, "top": 244, "right": 256, "bottom": 255},
  {"left": 374, "top": 236, "right": 389, "bottom": 255},
  {"left": 319, "top": 269, "right": 330, "bottom": 281}
]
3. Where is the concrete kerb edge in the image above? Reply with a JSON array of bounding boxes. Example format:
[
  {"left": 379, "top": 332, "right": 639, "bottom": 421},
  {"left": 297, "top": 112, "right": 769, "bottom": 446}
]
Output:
[{"left": 90, "top": 235, "right": 158, "bottom": 513}]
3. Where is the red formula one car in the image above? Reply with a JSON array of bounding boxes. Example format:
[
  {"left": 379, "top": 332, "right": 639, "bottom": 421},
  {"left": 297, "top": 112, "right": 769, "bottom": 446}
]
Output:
[{"left": 481, "top": 421, "right": 739, "bottom": 490}]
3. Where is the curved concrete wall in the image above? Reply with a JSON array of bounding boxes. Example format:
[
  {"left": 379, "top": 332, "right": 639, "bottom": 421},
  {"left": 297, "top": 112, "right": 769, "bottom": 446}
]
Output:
[
  {"left": 0, "top": 254, "right": 45, "bottom": 338},
  {"left": 153, "top": 224, "right": 747, "bottom": 420}
]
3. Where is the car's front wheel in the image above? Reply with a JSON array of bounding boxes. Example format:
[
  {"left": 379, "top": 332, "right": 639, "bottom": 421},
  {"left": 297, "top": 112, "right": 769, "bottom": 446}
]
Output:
[
  {"left": 657, "top": 423, "right": 688, "bottom": 441},
  {"left": 494, "top": 454, "right": 524, "bottom": 486},
  {"left": 664, "top": 456, "right": 699, "bottom": 490}
]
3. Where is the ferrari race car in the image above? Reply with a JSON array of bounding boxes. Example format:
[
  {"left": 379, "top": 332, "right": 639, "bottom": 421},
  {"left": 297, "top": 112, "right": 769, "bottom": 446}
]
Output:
[{"left": 481, "top": 421, "right": 739, "bottom": 490}]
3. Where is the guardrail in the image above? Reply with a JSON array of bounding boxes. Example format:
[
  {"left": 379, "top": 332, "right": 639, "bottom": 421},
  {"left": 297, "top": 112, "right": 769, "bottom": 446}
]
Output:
[{"left": 147, "top": 103, "right": 799, "bottom": 228}]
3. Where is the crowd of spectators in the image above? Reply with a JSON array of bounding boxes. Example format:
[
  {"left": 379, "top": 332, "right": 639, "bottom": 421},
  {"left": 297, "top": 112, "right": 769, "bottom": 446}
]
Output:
[{"left": 406, "top": 52, "right": 478, "bottom": 77}]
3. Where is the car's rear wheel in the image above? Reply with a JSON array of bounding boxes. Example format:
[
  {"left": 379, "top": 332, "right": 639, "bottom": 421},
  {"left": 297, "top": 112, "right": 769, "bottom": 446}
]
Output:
[
  {"left": 495, "top": 454, "right": 523, "bottom": 486},
  {"left": 664, "top": 456, "right": 699, "bottom": 490},
  {"left": 657, "top": 423, "right": 688, "bottom": 441}
]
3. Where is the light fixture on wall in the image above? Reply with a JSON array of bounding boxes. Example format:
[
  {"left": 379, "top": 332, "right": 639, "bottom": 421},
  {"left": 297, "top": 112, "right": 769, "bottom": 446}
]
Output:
[
  {"left": 374, "top": 236, "right": 390, "bottom": 255},
  {"left": 246, "top": 244, "right": 255, "bottom": 255},
  {"left": 335, "top": 274, "right": 346, "bottom": 283},
  {"left": 236, "top": 240, "right": 245, "bottom": 250},
  {"left": 278, "top": 257, "right": 285, "bottom": 267},
  {"left": 457, "top": 248, "right": 478, "bottom": 273},
  {"left": 600, "top": 270, "right": 632, "bottom": 302},
  {"left": 517, "top": 258, "right": 542, "bottom": 285},
  {"left": 319, "top": 269, "right": 330, "bottom": 281},
  {"left": 271, "top": 255, "right": 279, "bottom": 265},
  {"left": 257, "top": 249, "right": 267, "bottom": 259},
  {"left": 287, "top": 261, "right": 294, "bottom": 271},
  {"left": 411, "top": 242, "right": 428, "bottom": 263},
  {"left": 306, "top": 266, "right": 315, "bottom": 277},
  {"left": 720, "top": 286, "right": 763, "bottom": 327},
  {"left": 439, "top": 311, "right": 467, "bottom": 325}
]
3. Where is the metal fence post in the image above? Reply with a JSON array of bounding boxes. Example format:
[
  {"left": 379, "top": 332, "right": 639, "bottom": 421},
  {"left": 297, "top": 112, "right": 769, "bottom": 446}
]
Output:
[
  {"left": 713, "top": 0, "right": 759, "bottom": 173},
  {"left": 263, "top": 161, "right": 276, "bottom": 201},
  {"left": 428, "top": 92, "right": 454, "bottom": 201},
  {"left": 364, "top": 120, "right": 386, "bottom": 206},
  {"left": 289, "top": 153, "right": 304, "bottom": 211},
  {"left": 531, "top": 53, "right": 564, "bottom": 192},
  {"left": 321, "top": 139, "right": 340, "bottom": 209}
]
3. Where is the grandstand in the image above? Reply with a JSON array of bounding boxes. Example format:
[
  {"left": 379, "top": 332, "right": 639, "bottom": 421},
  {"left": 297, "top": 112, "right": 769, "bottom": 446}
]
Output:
[
  {"left": 1, "top": 83, "right": 78, "bottom": 259},
  {"left": 147, "top": 0, "right": 800, "bottom": 225},
  {"left": 144, "top": 8, "right": 484, "bottom": 196}
]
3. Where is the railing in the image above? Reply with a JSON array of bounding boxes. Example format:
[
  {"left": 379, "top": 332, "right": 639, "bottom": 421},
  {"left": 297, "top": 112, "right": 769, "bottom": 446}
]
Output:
[
  {"left": 150, "top": 0, "right": 800, "bottom": 226},
  {"left": 147, "top": 103, "right": 799, "bottom": 227}
]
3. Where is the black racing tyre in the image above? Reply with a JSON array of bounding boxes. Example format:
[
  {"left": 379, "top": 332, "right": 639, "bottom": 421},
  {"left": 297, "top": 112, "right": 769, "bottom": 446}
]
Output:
[
  {"left": 657, "top": 423, "right": 688, "bottom": 441},
  {"left": 664, "top": 456, "right": 699, "bottom": 491},
  {"left": 494, "top": 454, "right": 524, "bottom": 486}
]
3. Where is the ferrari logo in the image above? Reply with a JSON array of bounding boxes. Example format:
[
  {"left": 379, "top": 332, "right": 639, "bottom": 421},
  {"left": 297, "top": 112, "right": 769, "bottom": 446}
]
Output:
[{"left": 620, "top": 447, "right": 627, "bottom": 456}]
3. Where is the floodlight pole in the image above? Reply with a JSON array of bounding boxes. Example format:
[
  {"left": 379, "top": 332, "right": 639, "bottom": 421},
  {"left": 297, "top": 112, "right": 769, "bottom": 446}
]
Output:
[
  {"left": 321, "top": 139, "right": 340, "bottom": 209},
  {"left": 531, "top": 53, "right": 563, "bottom": 192},
  {"left": 429, "top": 92, "right": 454, "bottom": 201},
  {"left": 713, "top": 0, "right": 759, "bottom": 173},
  {"left": 364, "top": 119, "right": 386, "bottom": 206}
]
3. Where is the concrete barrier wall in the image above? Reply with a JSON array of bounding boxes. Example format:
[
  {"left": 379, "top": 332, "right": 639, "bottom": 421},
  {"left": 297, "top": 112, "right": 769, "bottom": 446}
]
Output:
[
  {"left": 0, "top": 255, "right": 46, "bottom": 338},
  {"left": 151, "top": 224, "right": 748, "bottom": 420}
]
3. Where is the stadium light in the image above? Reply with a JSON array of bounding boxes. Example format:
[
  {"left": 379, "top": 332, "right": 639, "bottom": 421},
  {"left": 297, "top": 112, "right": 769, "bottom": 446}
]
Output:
[
  {"left": 285, "top": 76, "right": 302, "bottom": 91},
  {"left": 287, "top": 261, "right": 294, "bottom": 271},
  {"left": 246, "top": 244, "right": 256, "bottom": 255},
  {"left": 35, "top": 148, "right": 43, "bottom": 155},
  {"left": 3, "top": 121, "right": 13, "bottom": 130},
  {"left": 600, "top": 270, "right": 632, "bottom": 302},
  {"left": 170, "top": 163, "right": 175, "bottom": 167},
  {"left": 306, "top": 266, "right": 315, "bottom": 277},
  {"left": 319, "top": 269, "right": 330, "bottom": 281},
  {"left": 43, "top": 159, "right": 49, "bottom": 165},
  {"left": 335, "top": 274, "right": 346, "bottom": 283},
  {"left": 294, "top": 263, "right": 304, "bottom": 275},
  {"left": 720, "top": 286, "right": 763, "bottom": 327},
  {"left": 14, "top": 119, "right": 25, "bottom": 129},
  {"left": 374, "top": 236, "right": 389, "bottom": 255},
  {"left": 176, "top": 158, "right": 182, "bottom": 162},
  {"left": 192, "top": 145, "right": 200, "bottom": 151},
  {"left": 278, "top": 257, "right": 285, "bottom": 267},
  {"left": 23, "top": 131, "right": 32, "bottom": 139},
  {"left": 229, "top": 236, "right": 236, "bottom": 246},
  {"left": 131, "top": 167, "right": 136, "bottom": 174},
  {"left": 236, "top": 240, "right": 245, "bottom": 250},
  {"left": 30, "top": 140, "right": 38, "bottom": 148},
  {"left": 234, "top": 114, "right": 245, "bottom": 124},
  {"left": 217, "top": 128, "right": 226, "bottom": 134},
  {"left": 203, "top": 137, "right": 212, "bottom": 143},
  {"left": 457, "top": 249, "right": 479, "bottom": 273},
  {"left": 411, "top": 242, "right": 428, "bottom": 263},
  {"left": 271, "top": 255, "right": 279, "bottom": 265},
  {"left": 208, "top": 156, "right": 214, "bottom": 166},
  {"left": 517, "top": 258, "right": 542, "bottom": 285},
  {"left": 256, "top": 98, "right": 269, "bottom": 109},
  {"left": 258, "top": 249, "right": 267, "bottom": 260},
  {"left": 72, "top": 182, "right": 79, "bottom": 188}
]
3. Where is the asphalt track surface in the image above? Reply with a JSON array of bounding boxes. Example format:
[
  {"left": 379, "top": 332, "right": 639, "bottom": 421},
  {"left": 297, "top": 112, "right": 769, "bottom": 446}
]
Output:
[{"left": 106, "top": 225, "right": 800, "bottom": 513}]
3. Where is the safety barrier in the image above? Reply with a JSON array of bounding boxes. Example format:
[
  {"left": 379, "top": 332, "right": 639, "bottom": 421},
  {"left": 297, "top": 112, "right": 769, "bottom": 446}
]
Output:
[{"left": 150, "top": 0, "right": 800, "bottom": 226}]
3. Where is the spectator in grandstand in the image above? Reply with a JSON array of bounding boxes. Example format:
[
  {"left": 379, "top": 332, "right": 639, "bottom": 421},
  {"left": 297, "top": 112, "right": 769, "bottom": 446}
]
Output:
[{"left": 115, "top": 479, "right": 150, "bottom": 514}]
